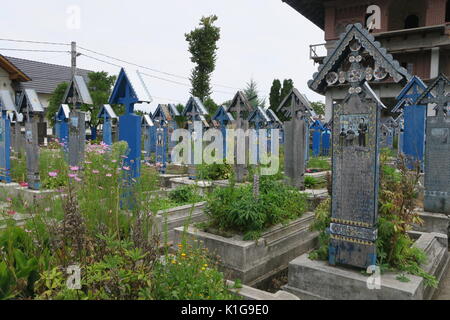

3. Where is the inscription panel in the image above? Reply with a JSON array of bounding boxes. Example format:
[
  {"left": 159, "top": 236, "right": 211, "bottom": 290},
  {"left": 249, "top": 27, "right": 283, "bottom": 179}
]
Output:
[{"left": 424, "top": 117, "right": 450, "bottom": 214}]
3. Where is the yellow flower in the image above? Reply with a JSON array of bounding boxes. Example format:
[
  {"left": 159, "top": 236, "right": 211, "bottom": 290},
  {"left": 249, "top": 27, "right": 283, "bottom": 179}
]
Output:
[
  {"left": 203, "top": 264, "right": 208, "bottom": 268},
  {"left": 171, "top": 260, "right": 176, "bottom": 264},
  {"left": 181, "top": 253, "right": 186, "bottom": 257},
  {"left": 201, "top": 267, "right": 206, "bottom": 271}
]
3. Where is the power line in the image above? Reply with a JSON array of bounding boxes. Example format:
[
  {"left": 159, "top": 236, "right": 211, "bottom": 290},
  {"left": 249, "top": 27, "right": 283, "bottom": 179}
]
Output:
[
  {"left": 77, "top": 45, "right": 240, "bottom": 90},
  {"left": 0, "top": 38, "right": 70, "bottom": 46},
  {"left": 0, "top": 48, "right": 69, "bottom": 53},
  {"left": 0, "top": 37, "right": 241, "bottom": 91},
  {"left": 80, "top": 53, "right": 235, "bottom": 96}
]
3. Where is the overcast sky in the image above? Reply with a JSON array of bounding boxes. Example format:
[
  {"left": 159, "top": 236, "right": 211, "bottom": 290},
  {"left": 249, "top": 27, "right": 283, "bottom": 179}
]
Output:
[{"left": 1, "top": 0, "right": 324, "bottom": 112}]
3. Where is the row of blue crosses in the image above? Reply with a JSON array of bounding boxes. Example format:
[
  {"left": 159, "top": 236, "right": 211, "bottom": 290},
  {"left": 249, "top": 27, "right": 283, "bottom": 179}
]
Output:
[{"left": 310, "top": 119, "right": 332, "bottom": 157}]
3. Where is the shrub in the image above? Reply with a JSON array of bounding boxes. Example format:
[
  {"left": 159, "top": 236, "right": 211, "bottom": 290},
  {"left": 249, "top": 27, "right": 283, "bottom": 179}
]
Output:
[
  {"left": 197, "top": 163, "right": 232, "bottom": 180},
  {"left": 205, "top": 176, "right": 308, "bottom": 240},
  {"left": 168, "top": 185, "right": 203, "bottom": 205}
]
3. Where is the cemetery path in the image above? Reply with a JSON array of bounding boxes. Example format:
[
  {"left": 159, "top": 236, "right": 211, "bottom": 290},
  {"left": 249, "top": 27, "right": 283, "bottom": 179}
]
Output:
[{"left": 433, "top": 251, "right": 450, "bottom": 300}]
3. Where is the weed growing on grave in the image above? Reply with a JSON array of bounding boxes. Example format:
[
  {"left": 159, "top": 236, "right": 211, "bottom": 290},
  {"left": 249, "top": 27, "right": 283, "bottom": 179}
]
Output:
[
  {"left": 197, "top": 162, "right": 233, "bottom": 180},
  {"left": 308, "top": 199, "right": 331, "bottom": 261},
  {"left": 40, "top": 147, "right": 69, "bottom": 189},
  {"left": 10, "top": 153, "right": 26, "bottom": 184},
  {"left": 204, "top": 175, "right": 308, "bottom": 240},
  {"left": 0, "top": 140, "right": 233, "bottom": 300},
  {"left": 168, "top": 185, "right": 204, "bottom": 204},
  {"left": 151, "top": 243, "right": 238, "bottom": 300}
]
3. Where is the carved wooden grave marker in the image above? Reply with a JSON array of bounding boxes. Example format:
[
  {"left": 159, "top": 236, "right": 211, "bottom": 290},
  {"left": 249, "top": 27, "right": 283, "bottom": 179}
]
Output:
[
  {"left": 308, "top": 23, "right": 410, "bottom": 268},
  {"left": 417, "top": 74, "right": 450, "bottom": 214}
]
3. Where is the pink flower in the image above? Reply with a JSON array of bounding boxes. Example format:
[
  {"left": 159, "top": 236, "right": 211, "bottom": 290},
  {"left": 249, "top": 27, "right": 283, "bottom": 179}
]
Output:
[
  {"left": 92, "top": 170, "right": 99, "bottom": 174},
  {"left": 75, "top": 177, "right": 82, "bottom": 182},
  {"left": 106, "top": 173, "right": 112, "bottom": 177},
  {"left": 44, "top": 207, "right": 51, "bottom": 212},
  {"left": 7, "top": 210, "right": 16, "bottom": 215},
  {"left": 111, "top": 160, "right": 117, "bottom": 163},
  {"left": 48, "top": 171, "right": 58, "bottom": 177},
  {"left": 6, "top": 197, "right": 12, "bottom": 202},
  {"left": 68, "top": 173, "right": 77, "bottom": 178},
  {"left": 122, "top": 166, "right": 130, "bottom": 171},
  {"left": 70, "top": 166, "right": 80, "bottom": 172}
]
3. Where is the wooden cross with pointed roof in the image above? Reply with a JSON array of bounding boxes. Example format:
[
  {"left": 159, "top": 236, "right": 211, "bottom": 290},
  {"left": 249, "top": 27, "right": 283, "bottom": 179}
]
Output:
[{"left": 418, "top": 74, "right": 450, "bottom": 118}]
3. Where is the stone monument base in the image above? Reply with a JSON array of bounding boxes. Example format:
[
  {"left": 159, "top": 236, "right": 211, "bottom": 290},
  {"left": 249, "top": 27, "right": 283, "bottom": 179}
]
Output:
[{"left": 283, "top": 231, "right": 449, "bottom": 300}]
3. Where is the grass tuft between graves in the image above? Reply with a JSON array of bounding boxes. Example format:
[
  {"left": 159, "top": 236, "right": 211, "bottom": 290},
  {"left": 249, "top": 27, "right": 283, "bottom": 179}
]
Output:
[
  {"left": 309, "top": 151, "right": 437, "bottom": 288},
  {"left": 0, "top": 141, "right": 233, "bottom": 300}
]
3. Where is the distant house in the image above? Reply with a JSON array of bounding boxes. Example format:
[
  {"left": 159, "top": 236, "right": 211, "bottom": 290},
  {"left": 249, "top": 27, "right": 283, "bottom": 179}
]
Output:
[{"left": 0, "top": 55, "right": 93, "bottom": 110}]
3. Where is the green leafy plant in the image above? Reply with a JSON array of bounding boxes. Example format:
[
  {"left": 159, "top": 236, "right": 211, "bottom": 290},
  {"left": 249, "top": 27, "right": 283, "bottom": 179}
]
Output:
[
  {"left": 204, "top": 176, "right": 308, "bottom": 240},
  {"left": 168, "top": 185, "right": 203, "bottom": 205},
  {"left": 197, "top": 163, "right": 232, "bottom": 180},
  {"left": 152, "top": 243, "right": 237, "bottom": 300}
]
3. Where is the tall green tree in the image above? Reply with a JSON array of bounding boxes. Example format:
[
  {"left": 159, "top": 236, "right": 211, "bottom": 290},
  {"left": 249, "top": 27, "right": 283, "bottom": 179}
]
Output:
[
  {"left": 185, "top": 15, "right": 221, "bottom": 102},
  {"left": 46, "top": 82, "right": 68, "bottom": 127},
  {"left": 311, "top": 101, "right": 325, "bottom": 116},
  {"left": 280, "top": 79, "right": 294, "bottom": 102},
  {"left": 269, "top": 79, "right": 282, "bottom": 111},
  {"left": 244, "top": 78, "right": 265, "bottom": 108},
  {"left": 82, "top": 71, "right": 118, "bottom": 131}
]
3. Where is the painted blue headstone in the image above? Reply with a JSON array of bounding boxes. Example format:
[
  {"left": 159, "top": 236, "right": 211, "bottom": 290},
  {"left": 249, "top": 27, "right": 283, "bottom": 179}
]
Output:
[
  {"left": 155, "top": 126, "right": 168, "bottom": 173},
  {"left": 0, "top": 90, "right": 15, "bottom": 183},
  {"left": 308, "top": 23, "right": 410, "bottom": 269},
  {"left": 321, "top": 125, "right": 331, "bottom": 156},
  {"left": 152, "top": 104, "right": 180, "bottom": 163},
  {"left": 310, "top": 120, "right": 324, "bottom": 157},
  {"left": 98, "top": 104, "right": 118, "bottom": 146},
  {"left": 394, "top": 76, "right": 429, "bottom": 169},
  {"left": 142, "top": 114, "right": 155, "bottom": 163},
  {"left": 110, "top": 68, "right": 152, "bottom": 179},
  {"left": 182, "top": 97, "right": 209, "bottom": 179},
  {"left": 265, "top": 108, "right": 282, "bottom": 154},
  {"left": 248, "top": 106, "right": 270, "bottom": 164},
  {"left": 56, "top": 104, "right": 70, "bottom": 147},
  {"left": 212, "top": 106, "right": 234, "bottom": 160}
]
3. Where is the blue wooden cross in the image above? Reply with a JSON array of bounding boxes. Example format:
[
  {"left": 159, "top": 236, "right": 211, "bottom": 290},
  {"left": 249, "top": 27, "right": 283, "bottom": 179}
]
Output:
[
  {"left": 394, "top": 76, "right": 430, "bottom": 169},
  {"left": 141, "top": 114, "right": 155, "bottom": 163},
  {"left": 110, "top": 68, "right": 152, "bottom": 179},
  {"left": 248, "top": 107, "right": 269, "bottom": 164},
  {"left": 321, "top": 125, "right": 331, "bottom": 156},
  {"left": 56, "top": 104, "right": 70, "bottom": 148},
  {"left": 182, "top": 97, "right": 208, "bottom": 179},
  {"left": 310, "top": 119, "right": 324, "bottom": 157},
  {"left": 212, "top": 106, "right": 233, "bottom": 160},
  {"left": 0, "top": 90, "right": 15, "bottom": 183},
  {"left": 98, "top": 104, "right": 117, "bottom": 146},
  {"left": 152, "top": 104, "right": 180, "bottom": 163}
]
